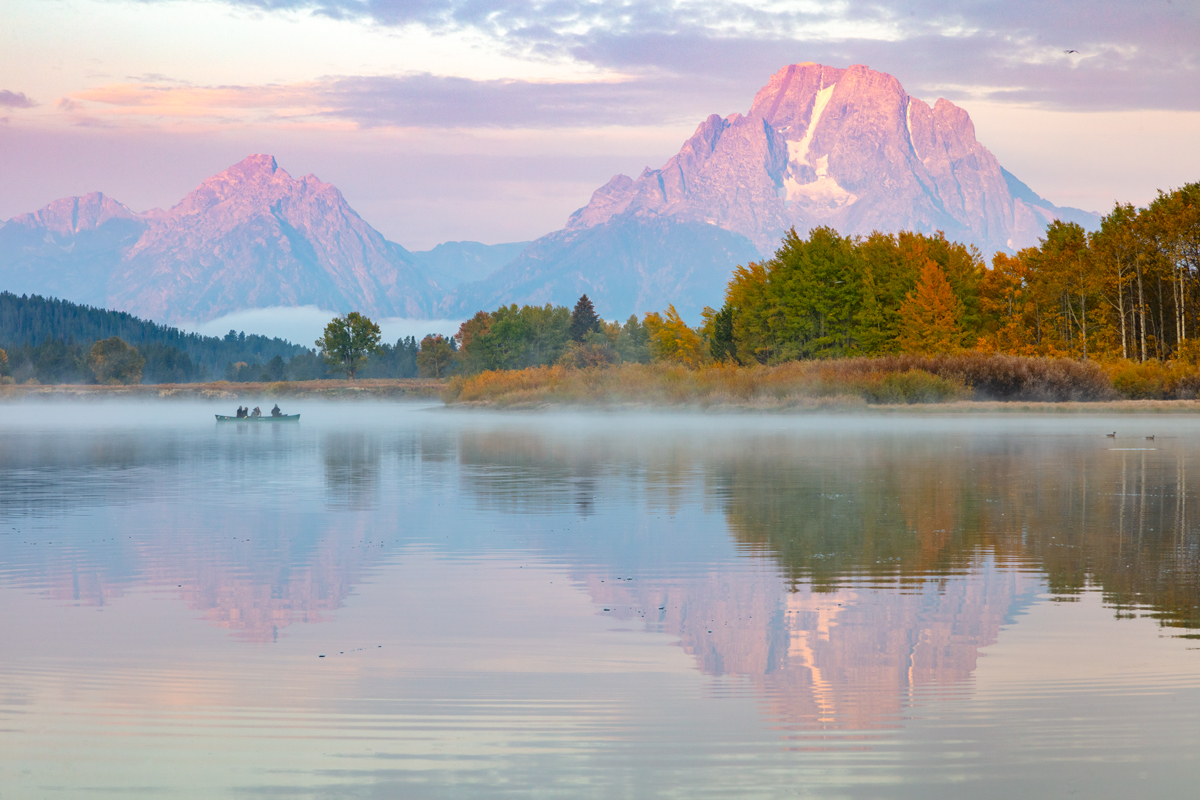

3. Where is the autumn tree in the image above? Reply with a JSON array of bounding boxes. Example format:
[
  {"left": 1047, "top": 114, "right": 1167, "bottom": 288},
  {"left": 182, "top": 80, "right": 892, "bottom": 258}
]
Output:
[
  {"left": 644, "top": 305, "right": 707, "bottom": 368},
  {"left": 416, "top": 334, "right": 456, "bottom": 378},
  {"left": 1090, "top": 203, "right": 1143, "bottom": 360},
  {"left": 895, "top": 260, "right": 966, "bottom": 354},
  {"left": 978, "top": 251, "right": 1035, "bottom": 354},
  {"left": 88, "top": 337, "right": 145, "bottom": 384},
  {"left": 316, "top": 312, "right": 382, "bottom": 379}
]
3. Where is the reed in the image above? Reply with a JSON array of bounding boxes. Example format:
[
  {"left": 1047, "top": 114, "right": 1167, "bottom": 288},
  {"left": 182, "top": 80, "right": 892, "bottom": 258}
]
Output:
[
  {"left": 444, "top": 361, "right": 967, "bottom": 407},
  {"left": 442, "top": 353, "right": 1198, "bottom": 407}
]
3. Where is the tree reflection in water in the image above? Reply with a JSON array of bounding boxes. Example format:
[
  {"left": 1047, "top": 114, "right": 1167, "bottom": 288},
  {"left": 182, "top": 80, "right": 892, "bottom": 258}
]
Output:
[{"left": 455, "top": 425, "right": 1200, "bottom": 732}]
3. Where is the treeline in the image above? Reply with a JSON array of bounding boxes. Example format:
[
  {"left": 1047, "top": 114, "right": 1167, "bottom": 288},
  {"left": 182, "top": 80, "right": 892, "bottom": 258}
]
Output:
[
  {"left": 0, "top": 292, "right": 432, "bottom": 384},
  {"left": 705, "top": 182, "right": 1200, "bottom": 365},
  {"left": 454, "top": 298, "right": 651, "bottom": 373},
  {"left": 441, "top": 182, "right": 1200, "bottom": 401},
  {"left": 0, "top": 292, "right": 306, "bottom": 383}
]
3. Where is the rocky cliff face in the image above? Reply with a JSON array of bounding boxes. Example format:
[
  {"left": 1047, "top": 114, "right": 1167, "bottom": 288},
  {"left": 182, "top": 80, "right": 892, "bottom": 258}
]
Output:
[
  {"left": 453, "top": 63, "right": 1097, "bottom": 322},
  {"left": 0, "top": 192, "right": 149, "bottom": 306},
  {"left": 112, "top": 155, "right": 440, "bottom": 322},
  {"left": 2, "top": 68, "right": 1098, "bottom": 325},
  {"left": 0, "top": 155, "right": 444, "bottom": 323},
  {"left": 567, "top": 63, "right": 1094, "bottom": 256}
]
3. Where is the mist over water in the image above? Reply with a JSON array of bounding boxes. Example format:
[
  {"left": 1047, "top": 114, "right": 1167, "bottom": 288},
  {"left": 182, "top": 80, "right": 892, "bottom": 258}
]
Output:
[{"left": 2, "top": 404, "right": 1199, "bottom": 797}]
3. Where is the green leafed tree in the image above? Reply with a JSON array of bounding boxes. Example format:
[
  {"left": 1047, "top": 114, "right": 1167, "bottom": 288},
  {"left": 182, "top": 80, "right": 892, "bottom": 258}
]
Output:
[
  {"left": 315, "top": 312, "right": 382, "bottom": 379},
  {"left": 88, "top": 337, "right": 145, "bottom": 384},
  {"left": 417, "top": 334, "right": 456, "bottom": 378},
  {"left": 615, "top": 315, "right": 652, "bottom": 364}
]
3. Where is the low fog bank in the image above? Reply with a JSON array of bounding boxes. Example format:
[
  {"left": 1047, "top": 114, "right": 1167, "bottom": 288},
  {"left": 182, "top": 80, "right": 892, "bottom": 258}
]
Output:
[
  {"left": 181, "top": 306, "right": 464, "bottom": 347},
  {"left": 0, "top": 399, "right": 443, "bottom": 433},
  {"left": 0, "top": 400, "right": 1188, "bottom": 442}
]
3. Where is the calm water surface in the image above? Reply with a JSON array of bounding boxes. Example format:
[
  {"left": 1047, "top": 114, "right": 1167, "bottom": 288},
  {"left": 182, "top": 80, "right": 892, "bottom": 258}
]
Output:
[{"left": 1, "top": 402, "right": 1199, "bottom": 798}]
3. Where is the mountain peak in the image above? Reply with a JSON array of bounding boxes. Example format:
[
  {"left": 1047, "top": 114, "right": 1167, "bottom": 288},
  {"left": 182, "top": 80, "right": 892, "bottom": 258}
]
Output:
[
  {"left": 231, "top": 153, "right": 279, "bottom": 176},
  {"left": 564, "top": 62, "right": 1094, "bottom": 256},
  {"left": 106, "top": 155, "right": 438, "bottom": 322}
]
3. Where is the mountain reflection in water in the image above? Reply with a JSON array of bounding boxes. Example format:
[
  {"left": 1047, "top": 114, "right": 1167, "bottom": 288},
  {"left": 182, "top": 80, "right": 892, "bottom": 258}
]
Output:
[{"left": 2, "top": 405, "right": 1200, "bottom": 796}]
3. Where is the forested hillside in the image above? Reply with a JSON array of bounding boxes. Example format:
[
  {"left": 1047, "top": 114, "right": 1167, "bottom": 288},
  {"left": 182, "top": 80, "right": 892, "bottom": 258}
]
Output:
[
  {"left": 0, "top": 292, "right": 426, "bottom": 384},
  {"left": 0, "top": 292, "right": 305, "bottom": 383}
]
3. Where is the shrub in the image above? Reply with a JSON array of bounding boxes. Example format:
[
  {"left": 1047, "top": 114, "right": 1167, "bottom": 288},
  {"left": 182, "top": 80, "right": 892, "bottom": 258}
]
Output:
[
  {"left": 858, "top": 370, "right": 964, "bottom": 404},
  {"left": 868, "top": 353, "right": 1116, "bottom": 401}
]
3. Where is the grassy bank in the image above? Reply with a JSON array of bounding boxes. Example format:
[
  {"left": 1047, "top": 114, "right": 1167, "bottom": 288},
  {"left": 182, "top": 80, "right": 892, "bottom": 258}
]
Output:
[
  {"left": 0, "top": 378, "right": 447, "bottom": 402},
  {"left": 443, "top": 356, "right": 1200, "bottom": 409}
]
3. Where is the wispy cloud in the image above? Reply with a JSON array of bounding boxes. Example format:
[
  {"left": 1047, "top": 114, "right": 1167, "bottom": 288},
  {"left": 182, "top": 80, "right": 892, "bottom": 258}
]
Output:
[
  {"left": 75, "top": 73, "right": 715, "bottom": 128},
  {"left": 122, "top": 0, "right": 1196, "bottom": 112},
  {"left": 0, "top": 90, "right": 37, "bottom": 109}
]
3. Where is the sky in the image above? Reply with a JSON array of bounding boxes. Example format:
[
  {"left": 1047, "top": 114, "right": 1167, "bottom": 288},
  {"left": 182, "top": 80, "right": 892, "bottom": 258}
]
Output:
[{"left": 2, "top": 0, "right": 1199, "bottom": 250}]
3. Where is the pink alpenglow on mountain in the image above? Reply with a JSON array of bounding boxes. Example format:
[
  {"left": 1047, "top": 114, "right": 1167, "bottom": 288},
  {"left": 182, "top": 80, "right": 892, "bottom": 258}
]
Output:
[
  {"left": 1, "top": 66, "right": 1098, "bottom": 326},
  {"left": 0, "top": 155, "right": 443, "bottom": 323},
  {"left": 110, "top": 155, "right": 438, "bottom": 322},
  {"left": 567, "top": 63, "right": 1093, "bottom": 255}
]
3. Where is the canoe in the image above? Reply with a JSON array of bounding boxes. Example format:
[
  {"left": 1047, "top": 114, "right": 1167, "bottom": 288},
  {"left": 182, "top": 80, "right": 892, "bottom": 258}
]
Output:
[{"left": 215, "top": 414, "right": 300, "bottom": 422}]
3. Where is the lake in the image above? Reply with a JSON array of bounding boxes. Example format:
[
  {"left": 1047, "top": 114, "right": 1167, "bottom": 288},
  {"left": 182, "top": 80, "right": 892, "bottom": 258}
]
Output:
[{"left": 1, "top": 402, "right": 1198, "bottom": 798}]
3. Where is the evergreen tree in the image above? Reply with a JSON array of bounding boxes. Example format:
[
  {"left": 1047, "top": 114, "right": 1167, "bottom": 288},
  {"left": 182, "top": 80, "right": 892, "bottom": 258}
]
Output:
[
  {"left": 706, "top": 303, "right": 739, "bottom": 363},
  {"left": 855, "top": 266, "right": 890, "bottom": 355},
  {"left": 896, "top": 261, "right": 966, "bottom": 354},
  {"left": 568, "top": 294, "right": 601, "bottom": 342}
]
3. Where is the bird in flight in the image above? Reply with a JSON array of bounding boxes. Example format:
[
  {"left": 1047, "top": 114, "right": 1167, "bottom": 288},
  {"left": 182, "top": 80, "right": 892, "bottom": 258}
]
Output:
[{"left": 1064, "top": 49, "right": 1079, "bottom": 54}]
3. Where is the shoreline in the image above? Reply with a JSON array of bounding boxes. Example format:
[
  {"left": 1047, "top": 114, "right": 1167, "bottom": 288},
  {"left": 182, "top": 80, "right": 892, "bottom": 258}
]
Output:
[
  {"left": 0, "top": 379, "right": 446, "bottom": 402},
  {"left": 444, "top": 397, "right": 1200, "bottom": 414},
  {"left": 3, "top": 380, "right": 1200, "bottom": 413}
]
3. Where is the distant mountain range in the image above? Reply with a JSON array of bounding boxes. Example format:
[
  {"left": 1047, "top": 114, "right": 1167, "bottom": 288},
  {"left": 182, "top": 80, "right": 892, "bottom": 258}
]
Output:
[{"left": 0, "top": 64, "right": 1099, "bottom": 325}]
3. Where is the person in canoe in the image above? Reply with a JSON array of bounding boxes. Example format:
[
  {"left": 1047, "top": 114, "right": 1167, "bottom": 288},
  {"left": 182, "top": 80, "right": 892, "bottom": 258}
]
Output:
[
  {"left": 235, "top": 406, "right": 246, "bottom": 418},
  {"left": 271, "top": 404, "right": 282, "bottom": 417},
  {"left": 251, "top": 406, "right": 262, "bottom": 418}
]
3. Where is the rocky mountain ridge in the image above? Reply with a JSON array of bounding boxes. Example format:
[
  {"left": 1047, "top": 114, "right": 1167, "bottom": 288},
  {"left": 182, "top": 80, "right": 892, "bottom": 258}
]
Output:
[
  {"left": 0, "top": 155, "right": 449, "bottom": 323},
  {"left": 565, "top": 63, "right": 1092, "bottom": 255},
  {"left": 446, "top": 63, "right": 1097, "bottom": 321},
  {"left": 1, "top": 64, "right": 1098, "bottom": 325}
]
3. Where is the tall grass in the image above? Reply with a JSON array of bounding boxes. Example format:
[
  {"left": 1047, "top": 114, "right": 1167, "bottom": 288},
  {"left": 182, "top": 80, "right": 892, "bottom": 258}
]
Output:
[
  {"left": 446, "top": 361, "right": 966, "bottom": 407},
  {"left": 443, "top": 354, "right": 1173, "bottom": 407},
  {"left": 868, "top": 353, "right": 1116, "bottom": 401}
]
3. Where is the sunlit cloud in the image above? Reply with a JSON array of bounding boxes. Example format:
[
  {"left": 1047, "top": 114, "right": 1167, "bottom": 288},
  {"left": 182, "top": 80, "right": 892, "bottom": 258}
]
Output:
[{"left": 101, "top": 0, "right": 1199, "bottom": 112}]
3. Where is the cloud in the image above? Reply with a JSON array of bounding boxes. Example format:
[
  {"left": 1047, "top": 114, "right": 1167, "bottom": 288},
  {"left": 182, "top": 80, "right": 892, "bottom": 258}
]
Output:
[
  {"left": 181, "top": 305, "right": 462, "bottom": 344},
  {"left": 0, "top": 90, "right": 37, "bottom": 109},
  {"left": 137, "top": 0, "right": 1198, "bottom": 112},
  {"left": 75, "top": 73, "right": 717, "bottom": 128},
  {"left": 317, "top": 74, "right": 709, "bottom": 128}
]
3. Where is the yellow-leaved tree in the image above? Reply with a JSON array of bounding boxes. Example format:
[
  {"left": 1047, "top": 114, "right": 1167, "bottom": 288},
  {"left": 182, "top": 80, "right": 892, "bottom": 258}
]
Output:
[
  {"left": 896, "top": 260, "right": 966, "bottom": 354},
  {"left": 643, "top": 305, "right": 707, "bottom": 368}
]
